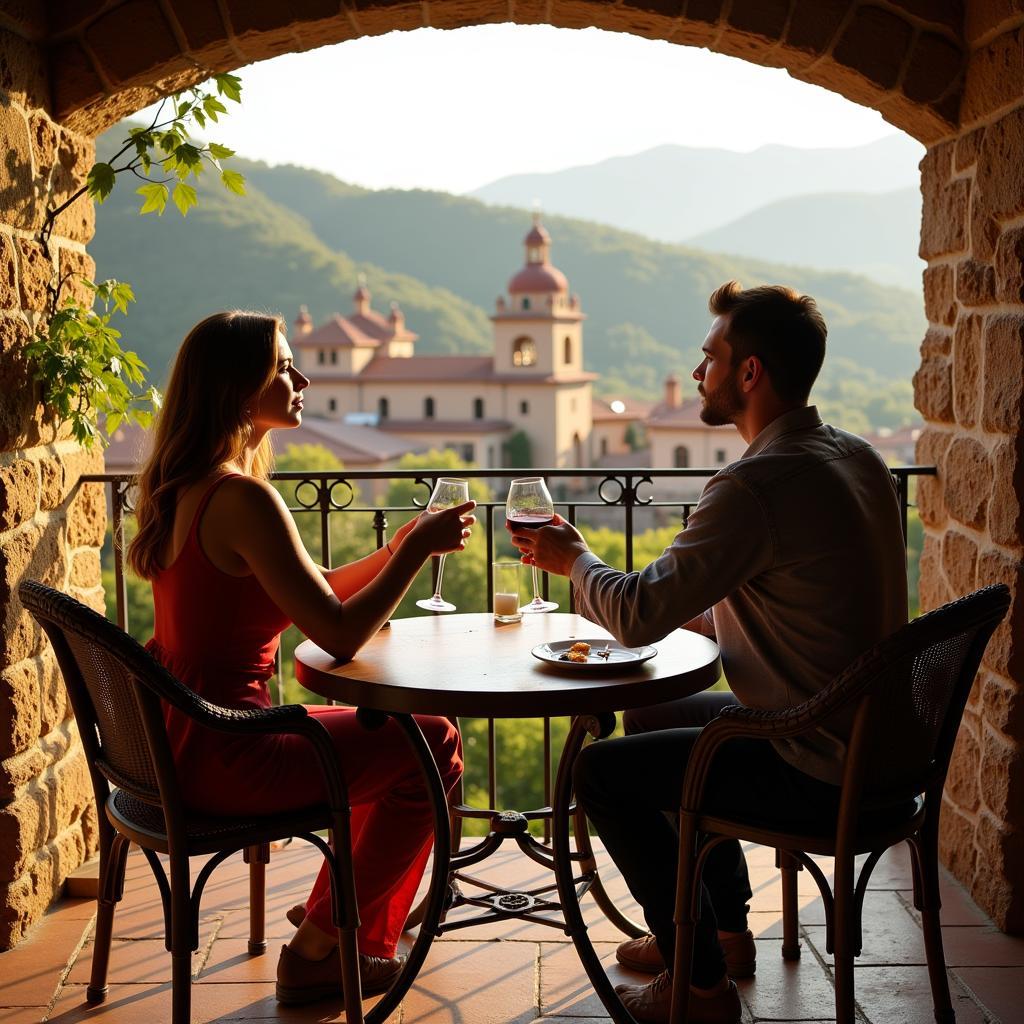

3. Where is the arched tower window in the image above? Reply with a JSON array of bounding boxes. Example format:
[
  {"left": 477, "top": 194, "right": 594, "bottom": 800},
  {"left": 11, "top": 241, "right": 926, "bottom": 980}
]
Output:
[
  {"left": 473, "top": 397, "right": 484, "bottom": 419},
  {"left": 563, "top": 336, "right": 572, "bottom": 365},
  {"left": 425, "top": 396, "right": 435, "bottom": 419},
  {"left": 378, "top": 396, "right": 388, "bottom": 420},
  {"left": 674, "top": 446, "right": 690, "bottom": 468},
  {"left": 512, "top": 337, "right": 536, "bottom": 368},
  {"left": 521, "top": 297, "right": 531, "bottom": 311}
]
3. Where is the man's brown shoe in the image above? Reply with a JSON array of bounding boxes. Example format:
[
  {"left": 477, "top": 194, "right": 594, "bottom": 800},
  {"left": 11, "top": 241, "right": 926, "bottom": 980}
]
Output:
[
  {"left": 616, "top": 933, "right": 665, "bottom": 973},
  {"left": 614, "top": 971, "right": 741, "bottom": 1024},
  {"left": 286, "top": 904, "right": 306, "bottom": 929},
  {"left": 718, "top": 929, "right": 756, "bottom": 979},
  {"left": 275, "top": 943, "right": 404, "bottom": 1004},
  {"left": 615, "top": 931, "right": 756, "bottom": 978}
]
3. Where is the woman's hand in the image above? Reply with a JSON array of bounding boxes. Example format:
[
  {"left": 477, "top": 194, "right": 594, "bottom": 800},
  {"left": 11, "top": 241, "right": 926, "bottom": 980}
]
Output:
[{"left": 406, "top": 500, "right": 477, "bottom": 558}]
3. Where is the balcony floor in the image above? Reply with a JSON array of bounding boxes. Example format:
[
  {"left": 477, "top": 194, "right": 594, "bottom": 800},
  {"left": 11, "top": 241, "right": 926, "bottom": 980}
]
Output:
[{"left": 2, "top": 838, "right": 1021, "bottom": 1023}]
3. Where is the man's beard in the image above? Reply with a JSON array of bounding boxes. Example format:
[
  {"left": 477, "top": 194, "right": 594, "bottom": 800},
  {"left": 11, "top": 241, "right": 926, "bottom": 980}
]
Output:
[{"left": 698, "top": 372, "right": 744, "bottom": 426}]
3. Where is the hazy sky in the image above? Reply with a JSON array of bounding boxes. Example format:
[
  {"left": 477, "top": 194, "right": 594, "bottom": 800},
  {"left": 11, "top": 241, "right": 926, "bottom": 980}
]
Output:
[{"left": 147, "top": 25, "right": 907, "bottom": 195}]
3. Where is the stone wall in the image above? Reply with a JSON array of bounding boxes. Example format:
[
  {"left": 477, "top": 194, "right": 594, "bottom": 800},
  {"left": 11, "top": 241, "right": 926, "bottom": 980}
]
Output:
[
  {"left": 915, "top": 3, "right": 1024, "bottom": 932},
  {"left": 0, "top": 16, "right": 105, "bottom": 948}
]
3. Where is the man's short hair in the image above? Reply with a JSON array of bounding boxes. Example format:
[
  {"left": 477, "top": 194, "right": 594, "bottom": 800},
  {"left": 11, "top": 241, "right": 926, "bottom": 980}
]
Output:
[{"left": 708, "top": 281, "right": 827, "bottom": 404}]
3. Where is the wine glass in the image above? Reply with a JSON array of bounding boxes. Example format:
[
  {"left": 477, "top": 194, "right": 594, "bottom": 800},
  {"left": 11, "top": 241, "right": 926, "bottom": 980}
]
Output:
[
  {"left": 506, "top": 477, "right": 558, "bottom": 613},
  {"left": 415, "top": 477, "right": 470, "bottom": 613}
]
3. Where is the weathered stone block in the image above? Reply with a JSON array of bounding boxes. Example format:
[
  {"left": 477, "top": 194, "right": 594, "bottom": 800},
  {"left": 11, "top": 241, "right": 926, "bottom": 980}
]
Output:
[
  {"left": 989, "top": 440, "right": 1024, "bottom": 549},
  {"left": 49, "top": 130, "right": 96, "bottom": 246},
  {"left": 955, "top": 258, "right": 996, "bottom": 306},
  {"left": 981, "top": 315, "right": 1024, "bottom": 434},
  {"left": 944, "top": 436, "right": 992, "bottom": 530},
  {"left": 902, "top": 31, "right": 963, "bottom": 105},
  {"left": 983, "top": 672, "right": 1024, "bottom": 738},
  {"left": 173, "top": 0, "right": 230, "bottom": 50},
  {"left": 952, "top": 313, "right": 982, "bottom": 428},
  {"left": 0, "top": 459, "right": 38, "bottom": 532},
  {"left": 726, "top": 0, "right": 788, "bottom": 39},
  {"left": 919, "top": 531, "right": 952, "bottom": 612},
  {"left": 0, "top": 655, "right": 43, "bottom": 761},
  {"left": 0, "top": 28, "right": 49, "bottom": 114},
  {"left": 971, "top": 810, "right": 1024, "bottom": 931},
  {"left": 979, "top": 729, "right": 1021, "bottom": 821},
  {"left": 86, "top": 0, "right": 191, "bottom": 88},
  {"left": 923, "top": 264, "right": 957, "bottom": 326},
  {"left": 56, "top": 248, "right": 96, "bottom": 308},
  {"left": 0, "top": 104, "right": 36, "bottom": 232},
  {"left": 50, "top": 41, "right": 106, "bottom": 122},
  {"left": 962, "top": 25, "right": 1024, "bottom": 126},
  {"left": 941, "top": 528, "right": 978, "bottom": 596},
  {"left": 0, "top": 817, "right": 89, "bottom": 950},
  {"left": 0, "top": 521, "right": 66, "bottom": 666},
  {"left": 938, "top": 797, "right": 977, "bottom": 880},
  {"left": 69, "top": 550, "right": 101, "bottom": 591},
  {"left": 66, "top": 482, "right": 105, "bottom": 549},
  {"left": 915, "top": 427, "right": 953, "bottom": 529},
  {"left": 955, "top": 126, "right": 985, "bottom": 171},
  {"left": 994, "top": 225, "right": 1024, "bottom": 304},
  {"left": 912, "top": 352, "right": 954, "bottom": 422},
  {"left": 0, "top": 232, "right": 17, "bottom": 311},
  {"left": 945, "top": 723, "right": 980, "bottom": 814},
  {"left": 921, "top": 325, "right": 952, "bottom": 357},
  {"left": 833, "top": 5, "right": 913, "bottom": 91},
  {"left": 977, "top": 546, "right": 1024, "bottom": 679},
  {"left": 28, "top": 111, "right": 58, "bottom": 177},
  {"left": 973, "top": 107, "right": 1024, "bottom": 260},
  {"left": 15, "top": 238, "right": 51, "bottom": 313},
  {"left": 784, "top": 0, "right": 846, "bottom": 54},
  {"left": 920, "top": 178, "right": 968, "bottom": 259},
  {"left": 37, "top": 644, "right": 66, "bottom": 737}
]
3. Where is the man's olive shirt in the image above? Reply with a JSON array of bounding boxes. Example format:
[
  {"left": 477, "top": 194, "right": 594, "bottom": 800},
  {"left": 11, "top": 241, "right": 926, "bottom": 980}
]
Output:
[{"left": 569, "top": 405, "right": 909, "bottom": 785}]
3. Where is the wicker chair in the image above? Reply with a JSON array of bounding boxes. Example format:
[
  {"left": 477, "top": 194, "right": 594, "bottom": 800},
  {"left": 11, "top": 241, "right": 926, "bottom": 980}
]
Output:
[
  {"left": 667, "top": 583, "right": 1011, "bottom": 1024},
  {"left": 19, "top": 579, "right": 450, "bottom": 1024}
]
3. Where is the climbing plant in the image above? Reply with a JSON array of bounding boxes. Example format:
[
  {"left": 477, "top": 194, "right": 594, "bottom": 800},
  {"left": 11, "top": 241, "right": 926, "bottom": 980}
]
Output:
[{"left": 26, "top": 73, "right": 246, "bottom": 446}]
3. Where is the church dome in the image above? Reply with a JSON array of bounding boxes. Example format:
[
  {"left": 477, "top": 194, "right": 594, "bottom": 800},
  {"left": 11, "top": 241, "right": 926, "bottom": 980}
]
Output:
[{"left": 508, "top": 263, "right": 569, "bottom": 294}]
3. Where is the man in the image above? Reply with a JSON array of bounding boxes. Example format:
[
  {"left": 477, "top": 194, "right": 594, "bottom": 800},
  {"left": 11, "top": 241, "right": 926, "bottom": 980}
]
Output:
[{"left": 508, "top": 281, "right": 908, "bottom": 1023}]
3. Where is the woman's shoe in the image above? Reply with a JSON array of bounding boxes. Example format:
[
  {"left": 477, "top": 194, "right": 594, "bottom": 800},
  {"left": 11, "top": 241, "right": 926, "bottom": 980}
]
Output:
[{"left": 275, "top": 943, "right": 404, "bottom": 1004}]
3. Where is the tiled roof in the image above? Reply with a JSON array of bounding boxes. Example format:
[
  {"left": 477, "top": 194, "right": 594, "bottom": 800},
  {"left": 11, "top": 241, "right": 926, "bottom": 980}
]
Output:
[
  {"left": 644, "top": 397, "right": 729, "bottom": 430},
  {"left": 288, "top": 418, "right": 429, "bottom": 463},
  {"left": 358, "top": 355, "right": 495, "bottom": 380},
  {"left": 294, "top": 312, "right": 417, "bottom": 349}
]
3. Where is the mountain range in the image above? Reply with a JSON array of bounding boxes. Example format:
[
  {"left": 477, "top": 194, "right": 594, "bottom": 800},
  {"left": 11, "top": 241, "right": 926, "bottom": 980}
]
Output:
[{"left": 89, "top": 126, "right": 924, "bottom": 430}]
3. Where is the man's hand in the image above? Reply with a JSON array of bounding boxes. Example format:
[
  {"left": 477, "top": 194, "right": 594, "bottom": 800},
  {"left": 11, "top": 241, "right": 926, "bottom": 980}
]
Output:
[{"left": 507, "top": 513, "right": 590, "bottom": 578}]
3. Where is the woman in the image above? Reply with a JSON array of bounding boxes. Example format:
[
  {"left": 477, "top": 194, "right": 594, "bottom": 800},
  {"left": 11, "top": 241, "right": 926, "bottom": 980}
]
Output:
[{"left": 128, "top": 311, "right": 474, "bottom": 1004}]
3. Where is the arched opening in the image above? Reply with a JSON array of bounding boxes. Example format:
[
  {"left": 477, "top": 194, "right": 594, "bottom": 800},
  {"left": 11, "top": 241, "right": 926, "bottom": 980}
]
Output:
[
  {"left": 378, "top": 396, "right": 389, "bottom": 420},
  {"left": 674, "top": 445, "right": 690, "bottom": 468},
  {"left": 424, "top": 396, "right": 435, "bottom": 419},
  {"left": 473, "top": 397, "right": 484, "bottom": 419},
  {"left": 563, "top": 336, "right": 572, "bottom": 365},
  {"left": 5, "top": 0, "right": 1023, "bottom": 955},
  {"left": 512, "top": 337, "right": 537, "bottom": 368}
]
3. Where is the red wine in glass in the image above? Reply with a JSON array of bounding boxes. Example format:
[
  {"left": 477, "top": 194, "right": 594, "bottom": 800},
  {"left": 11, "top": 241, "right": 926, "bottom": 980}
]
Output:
[{"left": 505, "top": 478, "right": 558, "bottom": 613}]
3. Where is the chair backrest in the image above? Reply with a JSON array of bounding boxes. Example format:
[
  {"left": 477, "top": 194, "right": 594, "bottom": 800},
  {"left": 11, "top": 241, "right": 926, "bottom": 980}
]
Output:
[
  {"left": 19, "top": 579, "right": 183, "bottom": 812},
  {"left": 839, "top": 584, "right": 1010, "bottom": 801}
]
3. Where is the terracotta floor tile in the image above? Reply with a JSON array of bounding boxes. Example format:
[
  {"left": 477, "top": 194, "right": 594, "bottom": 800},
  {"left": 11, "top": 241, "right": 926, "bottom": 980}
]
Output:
[
  {"left": 852, "top": 966, "right": 986, "bottom": 1024},
  {"left": 0, "top": 1009, "right": 49, "bottom": 1023},
  {"left": 401, "top": 940, "right": 538, "bottom": 1024},
  {"left": 0, "top": 914, "right": 93, "bottom": 1006},
  {"left": 942, "top": 925, "right": 1024, "bottom": 967},
  {"left": 539, "top": 941, "right": 647, "bottom": 1018},
  {"left": 216, "top": 908, "right": 299, "bottom": 941},
  {"left": 955, "top": 965, "right": 1024, "bottom": 1021},
  {"left": 734, "top": 938, "right": 837, "bottom": 1021},
  {"left": 805, "top": 890, "right": 926, "bottom": 966},
  {"left": 196, "top": 940, "right": 280, "bottom": 985}
]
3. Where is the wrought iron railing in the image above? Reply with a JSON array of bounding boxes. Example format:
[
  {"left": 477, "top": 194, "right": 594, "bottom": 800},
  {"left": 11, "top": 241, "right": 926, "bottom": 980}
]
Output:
[{"left": 86, "top": 464, "right": 934, "bottom": 837}]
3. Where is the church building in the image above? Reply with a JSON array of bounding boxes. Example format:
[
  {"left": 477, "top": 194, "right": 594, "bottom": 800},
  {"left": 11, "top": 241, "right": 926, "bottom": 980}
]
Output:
[{"left": 293, "top": 217, "right": 596, "bottom": 469}]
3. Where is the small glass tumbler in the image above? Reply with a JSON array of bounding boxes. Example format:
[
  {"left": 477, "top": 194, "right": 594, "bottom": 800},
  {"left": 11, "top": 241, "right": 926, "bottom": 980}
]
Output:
[{"left": 493, "top": 561, "right": 523, "bottom": 623}]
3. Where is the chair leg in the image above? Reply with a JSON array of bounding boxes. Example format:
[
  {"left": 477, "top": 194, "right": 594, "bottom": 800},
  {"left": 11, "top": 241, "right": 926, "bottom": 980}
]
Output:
[
  {"left": 243, "top": 844, "right": 270, "bottom": 955},
  {"left": 339, "top": 927, "right": 364, "bottom": 1024},
  {"left": 87, "top": 831, "right": 130, "bottom": 1004},
  {"left": 832, "top": 852, "right": 857, "bottom": 1024},
  {"left": 669, "top": 816, "right": 700, "bottom": 1024},
  {"left": 913, "top": 823, "right": 956, "bottom": 1024},
  {"left": 168, "top": 855, "right": 195, "bottom": 1024},
  {"left": 777, "top": 849, "right": 802, "bottom": 961}
]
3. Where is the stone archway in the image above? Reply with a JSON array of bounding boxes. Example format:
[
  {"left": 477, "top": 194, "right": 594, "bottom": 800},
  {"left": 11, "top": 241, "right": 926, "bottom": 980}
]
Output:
[{"left": 1, "top": 1, "right": 1021, "bottom": 946}]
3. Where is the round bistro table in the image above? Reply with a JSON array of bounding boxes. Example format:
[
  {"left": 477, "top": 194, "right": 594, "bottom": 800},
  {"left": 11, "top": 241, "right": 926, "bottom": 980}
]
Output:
[{"left": 295, "top": 612, "right": 721, "bottom": 1024}]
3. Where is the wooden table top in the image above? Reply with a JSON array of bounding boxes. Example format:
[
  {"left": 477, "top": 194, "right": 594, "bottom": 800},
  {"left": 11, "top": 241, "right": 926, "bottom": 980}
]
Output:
[{"left": 295, "top": 612, "right": 721, "bottom": 718}]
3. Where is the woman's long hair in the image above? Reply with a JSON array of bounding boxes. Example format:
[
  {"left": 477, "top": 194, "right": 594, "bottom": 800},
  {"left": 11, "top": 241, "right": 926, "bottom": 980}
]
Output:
[{"left": 128, "top": 311, "right": 283, "bottom": 580}]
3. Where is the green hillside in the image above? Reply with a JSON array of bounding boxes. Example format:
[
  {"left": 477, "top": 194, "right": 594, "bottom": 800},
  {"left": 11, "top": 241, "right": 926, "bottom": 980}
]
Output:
[
  {"left": 240, "top": 161, "right": 925, "bottom": 382},
  {"left": 90, "top": 126, "right": 924, "bottom": 427}
]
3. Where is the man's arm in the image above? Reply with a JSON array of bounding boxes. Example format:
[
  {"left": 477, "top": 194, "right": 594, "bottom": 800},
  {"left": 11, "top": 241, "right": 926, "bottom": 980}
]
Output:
[{"left": 565, "top": 473, "right": 772, "bottom": 647}]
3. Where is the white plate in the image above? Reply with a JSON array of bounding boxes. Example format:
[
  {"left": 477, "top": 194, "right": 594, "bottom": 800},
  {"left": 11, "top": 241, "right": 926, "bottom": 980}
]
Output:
[{"left": 531, "top": 639, "right": 657, "bottom": 672}]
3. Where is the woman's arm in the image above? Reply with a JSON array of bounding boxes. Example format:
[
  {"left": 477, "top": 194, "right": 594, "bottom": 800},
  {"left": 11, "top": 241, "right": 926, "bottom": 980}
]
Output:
[
  {"left": 320, "top": 515, "right": 418, "bottom": 601},
  {"left": 215, "top": 477, "right": 474, "bottom": 660}
]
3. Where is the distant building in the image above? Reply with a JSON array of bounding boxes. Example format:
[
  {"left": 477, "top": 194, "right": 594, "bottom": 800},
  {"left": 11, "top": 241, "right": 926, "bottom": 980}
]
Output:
[
  {"left": 861, "top": 424, "right": 922, "bottom": 465},
  {"left": 295, "top": 216, "right": 596, "bottom": 469}
]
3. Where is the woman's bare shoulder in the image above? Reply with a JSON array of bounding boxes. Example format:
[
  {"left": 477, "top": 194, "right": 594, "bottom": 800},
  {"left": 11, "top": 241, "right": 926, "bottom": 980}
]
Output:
[{"left": 212, "top": 475, "right": 291, "bottom": 531}]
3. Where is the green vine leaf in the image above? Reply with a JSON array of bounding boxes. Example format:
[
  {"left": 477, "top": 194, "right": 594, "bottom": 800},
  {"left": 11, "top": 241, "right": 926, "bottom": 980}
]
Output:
[
  {"left": 86, "top": 163, "right": 116, "bottom": 202},
  {"left": 136, "top": 182, "right": 169, "bottom": 215},
  {"left": 171, "top": 181, "right": 198, "bottom": 216},
  {"left": 221, "top": 169, "right": 246, "bottom": 196},
  {"left": 215, "top": 72, "right": 243, "bottom": 103}
]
